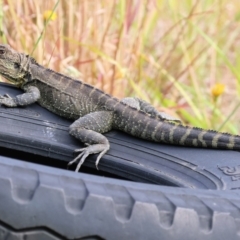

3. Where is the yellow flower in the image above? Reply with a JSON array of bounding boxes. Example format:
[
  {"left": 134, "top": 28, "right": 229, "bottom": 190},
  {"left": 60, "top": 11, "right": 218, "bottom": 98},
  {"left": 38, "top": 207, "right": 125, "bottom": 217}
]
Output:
[
  {"left": 43, "top": 10, "right": 57, "bottom": 21},
  {"left": 211, "top": 83, "right": 225, "bottom": 98}
]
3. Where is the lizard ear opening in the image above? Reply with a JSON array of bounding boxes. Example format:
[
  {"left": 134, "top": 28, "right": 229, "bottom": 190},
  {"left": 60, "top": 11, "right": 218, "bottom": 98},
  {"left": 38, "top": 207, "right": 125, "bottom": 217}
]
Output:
[{"left": 14, "top": 62, "right": 20, "bottom": 69}]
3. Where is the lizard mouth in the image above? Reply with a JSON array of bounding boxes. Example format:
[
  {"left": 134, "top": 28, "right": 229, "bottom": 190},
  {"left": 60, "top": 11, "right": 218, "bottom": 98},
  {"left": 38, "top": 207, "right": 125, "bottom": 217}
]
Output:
[{"left": 0, "top": 72, "right": 19, "bottom": 86}]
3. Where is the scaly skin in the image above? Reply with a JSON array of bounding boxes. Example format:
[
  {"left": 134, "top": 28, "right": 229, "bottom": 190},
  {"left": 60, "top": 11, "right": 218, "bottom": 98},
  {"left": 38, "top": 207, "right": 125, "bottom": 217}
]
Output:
[{"left": 0, "top": 44, "right": 239, "bottom": 171}]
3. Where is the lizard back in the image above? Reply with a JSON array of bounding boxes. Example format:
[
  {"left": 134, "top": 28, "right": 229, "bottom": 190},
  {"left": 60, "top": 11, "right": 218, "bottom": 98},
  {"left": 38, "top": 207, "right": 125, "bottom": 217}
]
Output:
[{"left": 27, "top": 62, "right": 118, "bottom": 119}]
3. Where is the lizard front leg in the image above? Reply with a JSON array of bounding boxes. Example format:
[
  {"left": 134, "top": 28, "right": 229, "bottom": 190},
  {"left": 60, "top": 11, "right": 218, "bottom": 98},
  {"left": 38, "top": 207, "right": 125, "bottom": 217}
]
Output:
[
  {"left": 68, "top": 111, "right": 114, "bottom": 172},
  {"left": 121, "top": 97, "right": 181, "bottom": 123},
  {"left": 0, "top": 86, "right": 40, "bottom": 107}
]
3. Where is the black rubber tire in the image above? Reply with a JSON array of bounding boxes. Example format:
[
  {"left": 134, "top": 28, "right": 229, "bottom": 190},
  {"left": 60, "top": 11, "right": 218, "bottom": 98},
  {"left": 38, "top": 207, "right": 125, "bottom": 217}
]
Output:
[
  {"left": 0, "top": 157, "right": 240, "bottom": 240},
  {"left": 0, "top": 83, "right": 240, "bottom": 239}
]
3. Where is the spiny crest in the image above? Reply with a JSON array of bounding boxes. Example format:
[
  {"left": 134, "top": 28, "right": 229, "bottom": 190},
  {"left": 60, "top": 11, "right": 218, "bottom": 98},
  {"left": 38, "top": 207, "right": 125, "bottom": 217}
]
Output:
[{"left": 28, "top": 55, "right": 37, "bottom": 64}]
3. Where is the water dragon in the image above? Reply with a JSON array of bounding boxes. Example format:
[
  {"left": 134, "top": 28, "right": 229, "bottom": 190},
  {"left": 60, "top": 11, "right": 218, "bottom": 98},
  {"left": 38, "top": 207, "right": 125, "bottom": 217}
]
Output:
[{"left": 0, "top": 44, "right": 239, "bottom": 172}]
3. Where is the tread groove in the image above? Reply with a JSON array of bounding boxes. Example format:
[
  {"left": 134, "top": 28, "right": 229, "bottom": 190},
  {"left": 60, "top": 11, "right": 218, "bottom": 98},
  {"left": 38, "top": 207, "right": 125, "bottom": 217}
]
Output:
[
  {"left": 105, "top": 184, "right": 134, "bottom": 221},
  {"left": 11, "top": 167, "right": 39, "bottom": 203}
]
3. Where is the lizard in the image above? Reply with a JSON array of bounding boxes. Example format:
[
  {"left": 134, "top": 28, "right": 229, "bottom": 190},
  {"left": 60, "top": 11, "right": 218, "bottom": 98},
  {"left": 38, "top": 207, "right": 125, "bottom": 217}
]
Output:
[{"left": 0, "top": 44, "right": 239, "bottom": 172}]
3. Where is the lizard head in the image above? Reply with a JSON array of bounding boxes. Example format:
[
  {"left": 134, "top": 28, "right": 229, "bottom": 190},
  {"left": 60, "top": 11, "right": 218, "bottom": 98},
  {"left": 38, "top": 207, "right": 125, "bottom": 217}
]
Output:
[{"left": 0, "top": 44, "right": 31, "bottom": 87}]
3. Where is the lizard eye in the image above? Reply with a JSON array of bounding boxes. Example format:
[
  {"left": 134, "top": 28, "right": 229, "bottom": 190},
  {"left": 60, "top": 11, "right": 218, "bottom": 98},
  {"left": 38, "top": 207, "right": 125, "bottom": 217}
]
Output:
[
  {"left": 14, "top": 62, "right": 20, "bottom": 69},
  {"left": 0, "top": 49, "right": 5, "bottom": 54}
]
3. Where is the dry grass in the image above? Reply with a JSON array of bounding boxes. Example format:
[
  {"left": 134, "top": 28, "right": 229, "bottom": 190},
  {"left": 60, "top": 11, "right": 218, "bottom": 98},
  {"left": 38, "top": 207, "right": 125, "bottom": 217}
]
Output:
[{"left": 1, "top": 0, "right": 240, "bottom": 133}]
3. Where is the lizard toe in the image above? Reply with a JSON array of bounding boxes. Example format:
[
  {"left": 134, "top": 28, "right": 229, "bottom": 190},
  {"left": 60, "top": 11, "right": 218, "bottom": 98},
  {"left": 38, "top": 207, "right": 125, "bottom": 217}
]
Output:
[
  {"left": 69, "top": 143, "right": 110, "bottom": 172},
  {"left": 74, "top": 147, "right": 87, "bottom": 153},
  {"left": 75, "top": 151, "right": 90, "bottom": 172},
  {"left": 67, "top": 151, "right": 85, "bottom": 167},
  {"left": 95, "top": 148, "right": 109, "bottom": 170}
]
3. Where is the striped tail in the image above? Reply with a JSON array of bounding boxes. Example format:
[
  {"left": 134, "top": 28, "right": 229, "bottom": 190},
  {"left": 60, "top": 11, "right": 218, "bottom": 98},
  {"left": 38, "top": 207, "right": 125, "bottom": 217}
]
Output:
[
  {"left": 115, "top": 107, "right": 240, "bottom": 150},
  {"left": 150, "top": 122, "right": 240, "bottom": 150}
]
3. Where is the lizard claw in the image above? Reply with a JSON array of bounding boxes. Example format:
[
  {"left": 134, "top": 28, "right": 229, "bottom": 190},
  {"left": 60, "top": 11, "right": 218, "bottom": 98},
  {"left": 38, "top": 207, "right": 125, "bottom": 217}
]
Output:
[
  {"left": 68, "top": 144, "right": 109, "bottom": 172},
  {"left": 0, "top": 93, "right": 10, "bottom": 99}
]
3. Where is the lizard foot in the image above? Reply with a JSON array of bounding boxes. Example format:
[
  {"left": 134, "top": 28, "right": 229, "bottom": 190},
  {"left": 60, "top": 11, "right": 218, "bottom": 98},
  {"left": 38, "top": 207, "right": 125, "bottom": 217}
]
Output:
[
  {"left": 0, "top": 94, "right": 17, "bottom": 107},
  {"left": 68, "top": 143, "right": 110, "bottom": 172}
]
